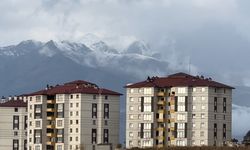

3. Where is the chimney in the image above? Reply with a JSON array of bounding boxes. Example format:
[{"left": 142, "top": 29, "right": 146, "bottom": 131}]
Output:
[
  {"left": 8, "top": 95, "right": 12, "bottom": 100},
  {"left": 14, "top": 96, "right": 17, "bottom": 101}
]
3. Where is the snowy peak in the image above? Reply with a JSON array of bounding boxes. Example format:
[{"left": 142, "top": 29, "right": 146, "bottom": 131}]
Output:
[
  {"left": 90, "top": 41, "right": 119, "bottom": 54},
  {"left": 81, "top": 33, "right": 101, "bottom": 47},
  {"left": 125, "top": 41, "right": 151, "bottom": 56},
  {"left": 0, "top": 40, "right": 43, "bottom": 56}
]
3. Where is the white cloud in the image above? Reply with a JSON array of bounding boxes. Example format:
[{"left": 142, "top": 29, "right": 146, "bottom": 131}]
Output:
[{"left": 232, "top": 104, "right": 250, "bottom": 140}]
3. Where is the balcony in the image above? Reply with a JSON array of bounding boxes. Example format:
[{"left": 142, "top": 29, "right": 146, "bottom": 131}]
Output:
[
  {"left": 47, "top": 133, "right": 55, "bottom": 137},
  {"left": 157, "top": 127, "right": 165, "bottom": 131},
  {"left": 157, "top": 92, "right": 166, "bottom": 97},
  {"left": 170, "top": 100, "right": 175, "bottom": 105},
  {"left": 157, "top": 99, "right": 166, "bottom": 105},
  {"left": 158, "top": 109, "right": 165, "bottom": 113},
  {"left": 46, "top": 141, "right": 55, "bottom": 145},
  {"left": 47, "top": 116, "right": 55, "bottom": 120},
  {"left": 47, "top": 108, "right": 55, "bottom": 112},
  {"left": 170, "top": 136, "right": 175, "bottom": 140},
  {"left": 47, "top": 100, "right": 55, "bottom": 104},
  {"left": 157, "top": 118, "right": 164, "bottom": 122},
  {"left": 170, "top": 109, "right": 175, "bottom": 113}
]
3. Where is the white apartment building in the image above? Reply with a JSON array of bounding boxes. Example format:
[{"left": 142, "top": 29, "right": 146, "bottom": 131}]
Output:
[
  {"left": 0, "top": 97, "right": 27, "bottom": 150},
  {"left": 25, "top": 80, "right": 121, "bottom": 150},
  {"left": 125, "top": 73, "right": 233, "bottom": 148}
]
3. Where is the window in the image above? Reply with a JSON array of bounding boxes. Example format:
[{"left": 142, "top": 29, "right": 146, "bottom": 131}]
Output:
[
  {"left": 144, "top": 88, "right": 152, "bottom": 94},
  {"left": 192, "top": 123, "right": 196, "bottom": 128},
  {"left": 177, "top": 131, "right": 185, "bottom": 138},
  {"left": 14, "top": 108, "right": 18, "bottom": 112},
  {"left": 76, "top": 95, "right": 79, "bottom": 99},
  {"left": 193, "top": 88, "right": 196, "bottom": 92},
  {"left": 70, "top": 111, "right": 73, "bottom": 116},
  {"left": 144, "top": 123, "right": 151, "bottom": 129},
  {"left": 104, "top": 120, "right": 108, "bottom": 125},
  {"left": 144, "top": 105, "right": 152, "bottom": 112},
  {"left": 76, "top": 128, "right": 78, "bottom": 133},
  {"left": 201, "top": 114, "right": 205, "bottom": 119},
  {"left": 57, "top": 120, "right": 63, "bottom": 127},
  {"left": 104, "top": 104, "right": 109, "bottom": 119},
  {"left": 35, "top": 96, "right": 41, "bottom": 101},
  {"left": 129, "top": 97, "right": 134, "bottom": 102},
  {"left": 129, "top": 106, "right": 134, "bottom": 111},
  {"left": 70, "top": 103, "right": 73, "bottom": 108},
  {"left": 143, "top": 114, "right": 152, "bottom": 121},
  {"left": 70, "top": 128, "right": 72, "bottom": 133},
  {"left": 178, "top": 87, "right": 186, "bottom": 94},
  {"left": 214, "top": 97, "right": 217, "bottom": 112},
  {"left": 93, "top": 120, "right": 96, "bottom": 125},
  {"left": 201, "top": 87, "right": 206, "bottom": 92},
  {"left": 92, "top": 129, "right": 97, "bottom": 144},
  {"left": 177, "top": 114, "right": 186, "bottom": 121},
  {"left": 129, "top": 123, "right": 134, "bottom": 128},
  {"left": 35, "top": 145, "right": 40, "bottom": 150},
  {"left": 70, "top": 137, "right": 72, "bottom": 141},
  {"left": 193, "top": 96, "right": 196, "bottom": 101},
  {"left": 70, "top": 95, "right": 73, "bottom": 99},
  {"left": 29, "top": 105, "right": 32, "bottom": 110},
  {"left": 223, "top": 98, "right": 227, "bottom": 113},
  {"left": 178, "top": 105, "right": 185, "bottom": 112},
  {"left": 70, "top": 120, "right": 73, "bottom": 125},
  {"left": 103, "top": 129, "right": 109, "bottom": 143},
  {"left": 14, "top": 131, "right": 18, "bottom": 136},
  {"left": 13, "top": 116, "right": 19, "bottom": 129},
  {"left": 201, "top": 97, "right": 205, "bottom": 101},
  {"left": 76, "top": 103, "right": 79, "bottom": 107},
  {"left": 76, "top": 120, "right": 79, "bottom": 124},
  {"left": 176, "top": 140, "right": 185, "bottom": 146},
  {"left": 105, "top": 95, "right": 108, "bottom": 100},
  {"left": 130, "top": 89, "right": 134, "bottom": 93},
  {"left": 35, "top": 120, "right": 41, "bottom": 128},
  {"left": 200, "top": 131, "right": 204, "bottom": 137},
  {"left": 92, "top": 103, "right": 97, "bottom": 118},
  {"left": 201, "top": 122, "right": 205, "bottom": 128},
  {"left": 93, "top": 95, "right": 96, "bottom": 99},
  {"left": 192, "top": 114, "right": 196, "bottom": 119},
  {"left": 129, "top": 115, "right": 134, "bottom": 119},
  {"left": 76, "top": 136, "right": 78, "bottom": 141},
  {"left": 76, "top": 111, "right": 79, "bottom": 116},
  {"left": 178, "top": 123, "right": 185, "bottom": 129},
  {"left": 200, "top": 140, "right": 205, "bottom": 145},
  {"left": 57, "top": 145, "right": 63, "bottom": 150},
  {"left": 192, "top": 105, "right": 196, "bottom": 110},
  {"left": 201, "top": 105, "right": 205, "bottom": 110},
  {"left": 129, "top": 132, "right": 133, "bottom": 137},
  {"left": 144, "top": 97, "right": 151, "bottom": 103},
  {"left": 13, "top": 139, "right": 19, "bottom": 150}
]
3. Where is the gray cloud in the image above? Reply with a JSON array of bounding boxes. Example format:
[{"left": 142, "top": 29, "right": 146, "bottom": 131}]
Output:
[{"left": 1, "top": 0, "right": 250, "bottom": 86}]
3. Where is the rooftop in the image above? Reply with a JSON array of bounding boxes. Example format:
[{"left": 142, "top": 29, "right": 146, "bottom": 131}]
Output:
[
  {"left": 0, "top": 99, "right": 27, "bottom": 107},
  {"left": 125, "top": 72, "right": 234, "bottom": 89},
  {"left": 26, "top": 80, "right": 122, "bottom": 96}
]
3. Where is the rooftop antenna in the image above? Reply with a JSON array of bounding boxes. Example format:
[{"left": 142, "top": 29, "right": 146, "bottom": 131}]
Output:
[{"left": 188, "top": 56, "right": 191, "bottom": 74}]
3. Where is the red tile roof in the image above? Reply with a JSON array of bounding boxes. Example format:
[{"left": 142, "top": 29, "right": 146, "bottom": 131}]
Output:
[
  {"left": 0, "top": 99, "right": 27, "bottom": 107},
  {"left": 125, "top": 72, "right": 234, "bottom": 89},
  {"left": 26, "top": 80, "right": 122, "bottom": 96}
]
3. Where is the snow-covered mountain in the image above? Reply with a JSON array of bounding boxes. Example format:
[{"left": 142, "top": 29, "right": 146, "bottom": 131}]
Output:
[{"left": 0, "top": 39, "right": 172, "bottom": 96}]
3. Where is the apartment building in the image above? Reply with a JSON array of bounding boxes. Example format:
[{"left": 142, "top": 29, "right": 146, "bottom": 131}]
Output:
[
  {"left": 25, "top": 80, "right": 121, "bottom": 150},
  {"left": 125, "top": 72, "right": 233, "bottom": 148},
  {"left": 0, "top": 97, "right": 27, "bottom": 150}
]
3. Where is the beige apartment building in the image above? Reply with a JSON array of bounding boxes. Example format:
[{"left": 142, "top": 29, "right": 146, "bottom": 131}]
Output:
[
  {"left": 125, "top": 73, "right": 233, "bottom": 148},
  {"left": 0, "top": 97, "right": 27, "bottom": 150},
  {"left": 25, "top": 80, "right": 121, "bottom": 150}
]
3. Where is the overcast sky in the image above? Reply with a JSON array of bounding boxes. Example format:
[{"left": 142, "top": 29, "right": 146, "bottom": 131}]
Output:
[{"left": 1, "top": 0, "right": 250, "bottom": 86}]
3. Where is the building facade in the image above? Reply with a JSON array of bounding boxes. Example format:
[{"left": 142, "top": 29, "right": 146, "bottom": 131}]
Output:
[
  {"left": 0, "top": 97, "right": 27, "bottom": 150},
  {"left": 25, "top": 80, "right": 121, "bottom": 150},
  {"left": 125, "top": 73, "right": 233, "bottom": 148}
]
